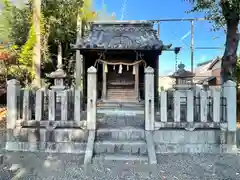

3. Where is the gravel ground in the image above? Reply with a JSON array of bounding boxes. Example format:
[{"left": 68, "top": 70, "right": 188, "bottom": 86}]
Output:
[
  {"left": 1, "top": 118, "right": 240, "bottom": 179},
  {"left": 0, "top": 152, "right": 240, "bottom": 180}
]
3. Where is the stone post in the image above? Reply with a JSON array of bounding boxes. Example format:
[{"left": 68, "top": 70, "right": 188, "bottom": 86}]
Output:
[
  {"left": 160, "top": 91, "right": 167, "bottom": 122},
  {"left": 187, "top": 90, "right": 194, "bottom": 122},
  {"left": 61, "top": 90, "right": 69, "bottom": 121},
  {"left": 211, "top": 87, "right": 220, "bottom": 123},
  {"left": 7, "top": 79, "right": 20, "bottom": 129},
  {"left": 144, "top": 67, "right": 155, "bottom": 131},
  {"left": 35, "top": 89, "right": 44, "bottom": 121},
  {"left": 200, "top": 90, "right": 208, "bottom": 122},
  {"left": 102, "top": 63, "right": 107, "bottom": 100},
  {"left": 48, "top": 90, "right": 56, "bottom": 121},
  {"left": 22, "top": 89, "right": 32, "bottom": 121},
  {"left": 87, "top": 66, "right": 97, "bottom": 130},
  {"left": 74, "top": 88, "right": 82, "bottom": 121},
  {"left": 223, "top": 80, "right": 237, "bottom": 148},
  {"left": 174, "top": 91, "right": 181, "bottom": 122}
]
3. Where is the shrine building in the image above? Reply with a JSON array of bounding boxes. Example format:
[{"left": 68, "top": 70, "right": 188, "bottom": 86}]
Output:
[{"left": 73, "top": 20, "right": 171, "bottom": 102}]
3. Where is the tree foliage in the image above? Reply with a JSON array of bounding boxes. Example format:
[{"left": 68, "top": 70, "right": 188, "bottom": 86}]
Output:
[
  {"left": 185, "top": 0, "right": 240, "bottom": 83},
  {"left": 0, "top": 0, "right": 116, "bottom": 86}
]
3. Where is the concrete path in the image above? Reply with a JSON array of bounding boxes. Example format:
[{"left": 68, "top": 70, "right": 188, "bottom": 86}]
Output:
[{"left": 1, "top": 152, "right": 240, "bottom": 180}]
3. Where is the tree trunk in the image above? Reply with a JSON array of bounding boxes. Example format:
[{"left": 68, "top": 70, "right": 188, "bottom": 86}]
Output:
[
  {"left": 221, "top": 14, "right": 239, "bottom": 83},
  {"left": 32, "top": 0, "right": 41, "bottom": 88},
  {"left": 75, "top": 14, "right": 83, "bottom": 88}
]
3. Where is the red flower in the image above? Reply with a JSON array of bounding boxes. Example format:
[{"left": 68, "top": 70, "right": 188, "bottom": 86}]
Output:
[{"left": 0, "top": 52, "right": 10, "bottom": 61}]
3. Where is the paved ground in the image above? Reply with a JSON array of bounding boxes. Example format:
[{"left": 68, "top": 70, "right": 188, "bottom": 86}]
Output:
[{"left": 0, "top": 152, "right": 240, "bottom": 180}]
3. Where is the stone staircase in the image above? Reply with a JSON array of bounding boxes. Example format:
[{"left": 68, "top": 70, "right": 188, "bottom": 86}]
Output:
[
  {"left": 92, "top": 110, "right": 149, "bottom": 163},
  {"left": 106, "top": 88, "right": 137, "bottom": 102},
  {"left": 93, "top": 127, "right": 148, "bottom": 163}
]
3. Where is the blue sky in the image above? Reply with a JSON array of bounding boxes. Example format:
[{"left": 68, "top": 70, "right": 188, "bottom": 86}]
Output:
[{"left": 94, "top": 0, "right": 227, "bottom": 75}]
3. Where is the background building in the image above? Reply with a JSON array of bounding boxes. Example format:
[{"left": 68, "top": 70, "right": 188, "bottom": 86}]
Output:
[{"left": 194, "top": 57, "right": 221, "bottom": 86}]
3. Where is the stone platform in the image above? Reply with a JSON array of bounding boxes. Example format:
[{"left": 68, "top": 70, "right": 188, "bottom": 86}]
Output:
[
  {"left": 4, "top": 105, "right": 238, "bottom": 165},
  {"left": 5, "top": 128, "right": 88, "bottom": 154}
]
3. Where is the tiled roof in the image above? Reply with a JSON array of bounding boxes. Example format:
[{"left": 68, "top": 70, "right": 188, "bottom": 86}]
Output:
[{"left": 73, "top": 21, "right": 168, "bottom": 52}]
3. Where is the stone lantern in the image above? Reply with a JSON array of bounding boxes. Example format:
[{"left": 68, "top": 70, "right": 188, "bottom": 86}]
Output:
[
  {"left": 47, "top": 65, "right": 67, "bottom": 91},
  {"left": 46, "top": 65, "right": 67, "bottom": 119},
  {"left": 170, "top": 63, "right": 194, "bottom": 90}
]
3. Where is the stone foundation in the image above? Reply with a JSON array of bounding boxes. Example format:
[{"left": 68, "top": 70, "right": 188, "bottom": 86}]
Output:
[
  {"left": 5, "top": 128, "right": 88, "bottom": 154},
  {"left": 153, "top": 130, "right": 237, "bottom": 154},
  {"left": 4, "top": 128, "right": 238, "bottom": 162}
]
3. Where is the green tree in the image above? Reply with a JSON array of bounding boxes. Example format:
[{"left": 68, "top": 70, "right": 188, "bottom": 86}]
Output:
[
  {"left": 0, "top": 0, "right": 116, "bottom": 87},
  {"left": 0, "top": 0, "right": 34, "bottom": 85},
  {"left": 185, "top": 0, "right": 239, "bottom": 83}
]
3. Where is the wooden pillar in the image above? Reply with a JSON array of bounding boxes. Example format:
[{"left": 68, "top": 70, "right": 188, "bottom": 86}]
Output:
[
  {"left": 135, "top": 64, "right": 139, "bottom": 101},
  {"left": 102, "top": 63, "right": 107, "bottom": 100}
]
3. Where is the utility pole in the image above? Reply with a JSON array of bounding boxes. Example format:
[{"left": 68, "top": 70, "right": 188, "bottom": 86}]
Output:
[
  {"left": 190, "top": 20, "right": 194, "bottom": 73},
  {"left": 32, "top": 0, "right": 41, "bottom": 88}
]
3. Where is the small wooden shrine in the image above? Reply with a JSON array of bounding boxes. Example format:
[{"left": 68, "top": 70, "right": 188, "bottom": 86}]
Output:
[{"left": 73, "top": 21, "right": 170, "bottom": 102}]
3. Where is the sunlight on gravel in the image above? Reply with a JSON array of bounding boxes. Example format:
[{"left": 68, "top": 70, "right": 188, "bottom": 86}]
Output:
[{"left": 1, "top": 152, "right": 240, "bottom": 180}]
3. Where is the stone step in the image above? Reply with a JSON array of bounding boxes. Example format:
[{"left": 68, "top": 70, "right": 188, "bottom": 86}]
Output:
[
  {"left": 106, "top": 97, "right": 136, "bottom": 101},
  {"left": 97, "top": 101, "right": 144, "bottom": 108},
  {"left": 107, "top": 90, "right": 135, "bottom": 93},
  {"left": 97, "top": 109, "right": 144, "bottom": 116},
  {"left": 97, "top": 106, "right": 144, "bottom": 110},
  {"left": 106, "top": 93, "right": 136, "bottom": 97},
  {"left": 98, "top": 102, "right": 144, "bottom": 107},
  {"left": 108, "top": 87, "right": 134, "bottom": 90},
  {"left": 93, "top": 153, "right": 148, "bottom": 163},
  {"left": 107, "top": 94, "right": 135, "bottom": 97},
  {"left": 97, "top": 115, "right": 145, "bottom": 128},
  {"left": 107, "top": 92, "right": 134, "bottom": 95},
  {"left": 107, "top": 93, "right": 135, "bottom": 95},
  {"left": 94, "top": 140, "right": 147, "bottom": 154},
  {"left": 106, "top": 95, "right": 135, "bottom": 98},
  {"left": 106, "top": 98, "right": 137, "bottom": 102},
  {"left": 96, "top": 127, "right": 145, "bottom": 141}
]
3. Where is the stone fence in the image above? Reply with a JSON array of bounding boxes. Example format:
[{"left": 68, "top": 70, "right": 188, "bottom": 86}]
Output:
[
  {"left": 5, "top": 66, "right": 97, "bottom": 153},
  {"left": 144, "top": 66, "right": 237, "bottom": 134},
  {"left": 5, "top": 65, "right": 238, "bottom": 154},
  {"left": 7, "top": 65, "right": 237, "bottom": 134},
  {"left": 6, "top": 67, "right": 98, "bottom": 130}
]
